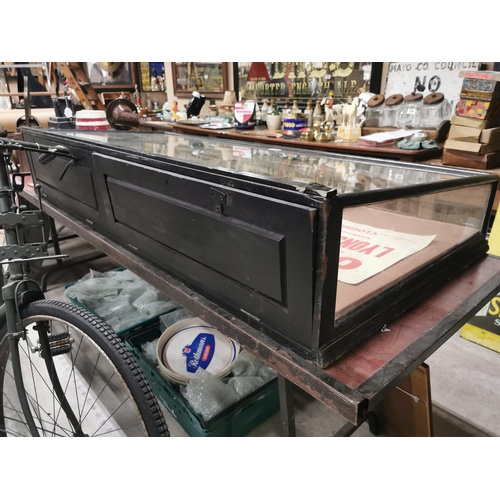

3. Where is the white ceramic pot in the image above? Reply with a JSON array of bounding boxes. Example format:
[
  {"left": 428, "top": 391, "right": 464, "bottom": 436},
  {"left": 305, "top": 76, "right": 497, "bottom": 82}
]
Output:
[{"left": 266, "top": 113, "right": 282, "bottom": 131}]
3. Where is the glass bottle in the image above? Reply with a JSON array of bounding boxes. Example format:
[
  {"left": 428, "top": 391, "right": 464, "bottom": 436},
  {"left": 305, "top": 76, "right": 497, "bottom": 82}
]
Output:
[
  {"left": 261, "top": 99, "right": 269, "bottom": 116},
  {"left": 282, "top": 100, "right": 290, "bottom": 122},
  {"left": 313, "top": 99, "right": 323, "bottom": 125},
  {"left": 304, "top": 100, "right": 313, "bottom": 128},
  {"left": 255, "top": 101, "right": 261, "bottom": 124}
]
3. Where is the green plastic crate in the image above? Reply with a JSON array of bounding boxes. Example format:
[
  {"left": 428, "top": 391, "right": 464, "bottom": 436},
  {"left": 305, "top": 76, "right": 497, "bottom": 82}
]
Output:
[
  {"left": 124, "top": 319, "right": 280, "bottom": 437},
  {"left": 64, "top": 267, "right": 180, "bottom": 337}
]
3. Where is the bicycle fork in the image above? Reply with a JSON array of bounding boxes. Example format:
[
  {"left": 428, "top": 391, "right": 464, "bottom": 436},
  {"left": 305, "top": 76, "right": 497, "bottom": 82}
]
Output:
[{"left": 3, "top": 286, "right": 86, "bottom": 437}]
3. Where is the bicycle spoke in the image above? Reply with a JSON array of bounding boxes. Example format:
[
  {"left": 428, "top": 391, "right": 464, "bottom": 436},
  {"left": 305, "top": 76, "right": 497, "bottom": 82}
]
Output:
[
  {"left": 91, "top": 395, "right": 131, "bottom": 437},
  {"left": 79, "top": 350, "right": 101, "bottom": 420},
  {"left": 4, "top": 353, "right": 73, "bottom": 437},
  {"left": 2, "top": 404, "right": 73, "bottom": 436},
  {"left": 24, "top": 338, "right": 46, "bottom": 437},
  {"left": 68, "top": 329, "right": 84, "bottom": 421},
  {"left": 80, "top": 370, "right": 117, "bottom": 427},
  {"left": 0, "top": 425, "right": 30, "bottom": 437},
  {"left": 1, "top": 416, "right": 68, "bottom": 437},
  {"left": 53, "top": 325, "right": 84, "bottom": 431},
  {"left": 3, "top": 371, "right": 73, "bottom": 437},
  {"left": 2, "top": 391, "right": 30, "bottom": 435},
  {"left": 93, "top": 421, "right": 146, "bottom": 437}
]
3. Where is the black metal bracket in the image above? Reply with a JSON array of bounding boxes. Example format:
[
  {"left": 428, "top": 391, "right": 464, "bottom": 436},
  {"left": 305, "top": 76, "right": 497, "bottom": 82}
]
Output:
[
  {"left": 0, "top": 211, "right": 44, "bottom": 227},
  {"left": 12, "top": 172, "right": 31, "bottom": 192},
  {"left": 0, "top": 243, "right": 48, "bottom": 260}
]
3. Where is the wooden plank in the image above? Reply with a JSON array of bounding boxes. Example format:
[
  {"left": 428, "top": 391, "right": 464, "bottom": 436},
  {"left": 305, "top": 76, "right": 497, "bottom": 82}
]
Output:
[
  {"left": 375, "top": 363, "right": 433, "bottom": 437},
  {"left": 56, "top": 62, "right": 105, "bottom": 111}
]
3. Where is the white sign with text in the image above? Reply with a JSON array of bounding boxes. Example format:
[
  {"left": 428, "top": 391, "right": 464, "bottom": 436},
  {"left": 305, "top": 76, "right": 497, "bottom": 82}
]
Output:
[
  {"left": 338, "top": 220, "right": 436, "bottom": 285},
  {"left": 385, "top": 62, "right": 480, "bottom": 119}
]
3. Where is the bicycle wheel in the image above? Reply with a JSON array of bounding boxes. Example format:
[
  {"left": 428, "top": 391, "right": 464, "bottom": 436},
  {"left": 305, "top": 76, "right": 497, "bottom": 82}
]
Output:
[{"left": 0, "top": 300, "right": 169, "bottom": 437}]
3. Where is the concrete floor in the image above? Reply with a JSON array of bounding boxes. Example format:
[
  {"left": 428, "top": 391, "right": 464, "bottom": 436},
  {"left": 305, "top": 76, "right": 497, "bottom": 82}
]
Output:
[{"left": 30, "top": 230, "right": 500, "bottom": 437}]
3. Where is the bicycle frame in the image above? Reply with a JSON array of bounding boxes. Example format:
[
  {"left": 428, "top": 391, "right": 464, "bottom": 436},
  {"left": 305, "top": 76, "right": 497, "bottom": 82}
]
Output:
[{"left": 0, "top": 137, "right": 82, "bottom": 436}]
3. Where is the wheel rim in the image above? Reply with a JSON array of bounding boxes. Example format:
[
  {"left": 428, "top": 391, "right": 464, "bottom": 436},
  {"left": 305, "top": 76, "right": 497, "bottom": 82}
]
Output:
[{"left": 0, "top": 314, "right": 149, "bottom": 437}]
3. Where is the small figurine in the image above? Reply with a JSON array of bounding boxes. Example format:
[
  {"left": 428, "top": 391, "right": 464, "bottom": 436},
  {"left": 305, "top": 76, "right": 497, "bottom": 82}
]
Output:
[
  {"left": 133, "top": 84, "right": 141, "bottom": 110},
  {"left": 341, "top": 97, "right": 360, "bottom": 128},
  {"left": 160, "top": 67, "right": 166, "bottom": 92},
  {"left": 171, "top": 101, "right": 180, "bottom": 120},
  {"left": 321, "top": 91, "right": 335, "bottom": 124}
]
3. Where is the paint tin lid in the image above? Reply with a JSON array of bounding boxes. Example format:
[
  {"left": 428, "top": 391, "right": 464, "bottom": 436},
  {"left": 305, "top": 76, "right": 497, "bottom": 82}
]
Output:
[{"left": 156, "top": 318, "right": 240, "bottom": 385}]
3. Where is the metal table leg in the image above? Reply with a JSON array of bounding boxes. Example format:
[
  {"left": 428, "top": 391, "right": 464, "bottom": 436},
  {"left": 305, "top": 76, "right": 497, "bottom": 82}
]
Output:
[
  {"left": 278, "top": 374, "right": 296, "bottom": 437},
  {"left": 333, "top": 411, "right": 380, "bottom": 437}
]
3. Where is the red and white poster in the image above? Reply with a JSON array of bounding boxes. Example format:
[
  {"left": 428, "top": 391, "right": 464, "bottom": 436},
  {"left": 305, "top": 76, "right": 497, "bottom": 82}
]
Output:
[{"left": 338, "top": 220, "right": 436, "bottom": 285}]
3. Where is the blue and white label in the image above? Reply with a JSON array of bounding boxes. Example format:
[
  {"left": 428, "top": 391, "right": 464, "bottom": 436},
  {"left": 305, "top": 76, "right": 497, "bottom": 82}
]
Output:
[{"left": 182, "top": 333, "right": 215, "bottom": 373}]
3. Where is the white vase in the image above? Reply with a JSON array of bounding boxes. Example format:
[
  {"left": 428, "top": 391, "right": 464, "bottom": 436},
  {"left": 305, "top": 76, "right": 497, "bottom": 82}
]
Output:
[{"left": 266, "top": 114, "right": 282, "bottom": 131}]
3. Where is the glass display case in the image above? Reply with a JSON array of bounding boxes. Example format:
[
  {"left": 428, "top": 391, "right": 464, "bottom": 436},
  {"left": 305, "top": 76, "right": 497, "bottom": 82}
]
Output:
[{"left": 21, "top": 127, "right": 498, "bottom": 367}]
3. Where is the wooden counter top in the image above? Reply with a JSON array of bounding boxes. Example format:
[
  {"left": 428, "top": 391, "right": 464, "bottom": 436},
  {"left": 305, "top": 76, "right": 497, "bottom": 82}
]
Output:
[{"left": 138, "top": 120, "right": 442, "bottom": 163}]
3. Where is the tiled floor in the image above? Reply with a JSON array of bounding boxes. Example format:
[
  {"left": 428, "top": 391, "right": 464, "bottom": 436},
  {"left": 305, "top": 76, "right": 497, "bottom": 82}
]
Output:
[{"left": 19, "top": 230, "right": 500, "bottom": 437}]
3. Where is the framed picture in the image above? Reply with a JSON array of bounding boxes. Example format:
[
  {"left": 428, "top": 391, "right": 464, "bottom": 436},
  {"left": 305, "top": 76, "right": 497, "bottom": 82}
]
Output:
[
  {"left": 172, "top": 62, "right": 228, "bottom": 98},
  {"left": 83, "top": 62, "right": 137, "bottom": 89},
  {"left": 139, "top": 62, "right": 166, "bottom": 92}
]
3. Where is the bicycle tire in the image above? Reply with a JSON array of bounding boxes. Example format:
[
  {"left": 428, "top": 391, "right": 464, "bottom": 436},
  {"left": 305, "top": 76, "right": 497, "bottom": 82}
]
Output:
[{"left": 0, "top": 299, "right": 169, "bottom": 437}]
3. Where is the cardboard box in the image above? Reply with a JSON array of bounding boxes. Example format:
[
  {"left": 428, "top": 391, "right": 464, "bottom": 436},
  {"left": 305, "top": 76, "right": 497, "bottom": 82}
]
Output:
[
  {"left": 459, "top": 70, "right": 500, "bottom": 82},
  {"left": 441, "top": 149, "right": 500, "bottom": 170},
  {"left": 447, "top": 125, "right": 482, "bottom": 142},
  {"left": 460, "top": 76, "right": 500, "bottom": 101},
  {"left": 456, "top": 98, "right": 500, "bottom": 121},
  {"left": 451, "top": 111, "right": 500, "bottom": 129},
  {"left": 481, "top": 127, "right": 500, "bottom": 144},
  {"left": 448, "top": 125, "right": 500, "bottom": 144},
  {"left": 444, "top": 138, "right": 500, "bottom": 154}
]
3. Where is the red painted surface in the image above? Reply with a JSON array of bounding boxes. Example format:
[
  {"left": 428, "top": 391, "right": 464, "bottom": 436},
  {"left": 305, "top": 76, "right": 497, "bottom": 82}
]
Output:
[{"left": 325, "top": 256, "right": 500, "bottom": 389}]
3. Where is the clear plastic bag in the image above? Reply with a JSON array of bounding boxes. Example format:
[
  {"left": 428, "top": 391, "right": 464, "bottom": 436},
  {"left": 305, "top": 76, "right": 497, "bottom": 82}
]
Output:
[
  {"left": 185, "top": 369, "right": 239, "bottom": 421},
  {"left": 230, "top": 350, "right": 264, "bottom": 377},
  {"left": 159, "top": 307, "right": 193, "bottom": 331},
  {"left": 64, "top": 268, "right": 180, "bottom": 332},
  {"left": 141, "top": 338, "right": 160, "bottom": 366},
  {"left": 227, "top": 376, "right": 265, "bottom": 398}
]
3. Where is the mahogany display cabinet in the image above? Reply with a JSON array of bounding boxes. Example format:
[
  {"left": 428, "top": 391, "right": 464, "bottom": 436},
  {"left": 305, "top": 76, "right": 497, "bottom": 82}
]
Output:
[{"left": 21, "top": 127, "right": 499, "bottom": 368}]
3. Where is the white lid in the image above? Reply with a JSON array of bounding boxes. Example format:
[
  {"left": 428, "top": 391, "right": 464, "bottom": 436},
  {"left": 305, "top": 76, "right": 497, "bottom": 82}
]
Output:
[
  {"left": 156, "top": 318, "right": 240, "bottom": 384},
  {"left": 75, "top": 110, "right": 107, "bottom": 119}
]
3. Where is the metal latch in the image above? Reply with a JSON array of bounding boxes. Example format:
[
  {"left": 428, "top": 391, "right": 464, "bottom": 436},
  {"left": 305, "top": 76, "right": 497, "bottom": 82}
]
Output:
[{"left": 211, "top": 187, "right": 232, "bottom": 214}]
